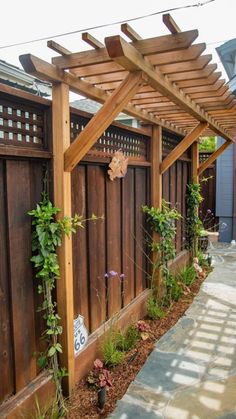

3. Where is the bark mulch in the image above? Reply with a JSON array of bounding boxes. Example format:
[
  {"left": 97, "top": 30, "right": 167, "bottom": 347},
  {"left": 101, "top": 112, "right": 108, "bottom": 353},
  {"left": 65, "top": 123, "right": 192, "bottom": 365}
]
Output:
[{"left": 67, "top": 273, "right": 208, "bottom": 419}]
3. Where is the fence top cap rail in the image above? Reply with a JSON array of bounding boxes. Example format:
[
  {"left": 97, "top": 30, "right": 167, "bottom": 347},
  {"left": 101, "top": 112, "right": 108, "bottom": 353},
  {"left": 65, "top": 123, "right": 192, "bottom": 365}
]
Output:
[{"left": 19, "top": 15, "right": 236, "bottom": 142}]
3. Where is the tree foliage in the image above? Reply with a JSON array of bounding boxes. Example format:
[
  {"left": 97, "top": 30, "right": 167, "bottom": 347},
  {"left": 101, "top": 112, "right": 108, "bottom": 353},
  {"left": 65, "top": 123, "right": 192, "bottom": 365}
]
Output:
[{"left": 199, "top": 136, "right": 216, "bottom": 152}]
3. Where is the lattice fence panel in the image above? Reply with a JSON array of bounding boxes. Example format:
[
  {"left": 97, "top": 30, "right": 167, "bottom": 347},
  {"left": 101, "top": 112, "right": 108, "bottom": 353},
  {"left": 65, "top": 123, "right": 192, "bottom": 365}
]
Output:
[
  {"left": 199, "top": 152, "right": 213, "bottom": 164},
  {"left": 162, "top": 130, "right": 190, "bottom": 158},
  {"left": 0, "top": 98, "right": 45, "bottom": 148},
  {"left": 70, "top": 114, "right": 149, "bottom": 161}
]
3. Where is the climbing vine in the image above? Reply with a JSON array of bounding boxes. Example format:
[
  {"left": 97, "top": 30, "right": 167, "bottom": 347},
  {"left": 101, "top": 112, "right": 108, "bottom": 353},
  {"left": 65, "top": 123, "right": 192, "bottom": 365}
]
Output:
[
  {"left": 143, "top": 200, "right": 181, "bottom": 305},
  {"left": 29, "top": 193, "right": 100, "bottom": 416},
  {"left": 185, "top": 183, "right": 204, "bottom": 258}
]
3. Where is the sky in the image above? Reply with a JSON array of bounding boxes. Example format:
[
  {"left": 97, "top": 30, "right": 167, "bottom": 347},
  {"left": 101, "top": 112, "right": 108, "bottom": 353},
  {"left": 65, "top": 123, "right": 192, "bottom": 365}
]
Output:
[{"left": 0, "top": 0, "right": 235, "bottom": 99}]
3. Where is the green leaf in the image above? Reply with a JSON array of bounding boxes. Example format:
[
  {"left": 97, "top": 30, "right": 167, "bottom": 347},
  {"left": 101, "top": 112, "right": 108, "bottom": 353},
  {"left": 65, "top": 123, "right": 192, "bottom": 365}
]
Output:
[
  {"left": 46, "top": 329, "right": 54, "bottom": 335},
  {"left": 37, "top": 355, "right": 48, "bottom": 369},
  {"left": 49, "top": 223, "right": 58, "bottom": 234},
  {"left": 57, "top": 367, "right": 68, "bottom": 378},
  {"left": 48, "top": 346, "right": 56, "bottom": 357},
  {"left": 55, "top": 343, "right": 63, "bottom": 353},
  {"left": 37, "top": 284, "right": 43, "bottom": 294},
  {"left": 31, "top": 254, "right": 44, "bottom": 266}
]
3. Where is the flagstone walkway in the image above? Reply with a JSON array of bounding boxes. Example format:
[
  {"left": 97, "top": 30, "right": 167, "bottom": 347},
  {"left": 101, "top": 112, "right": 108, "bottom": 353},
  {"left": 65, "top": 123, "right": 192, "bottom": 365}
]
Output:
[{"left": 110, "top": 244, "right": 236, "bottom": 419}]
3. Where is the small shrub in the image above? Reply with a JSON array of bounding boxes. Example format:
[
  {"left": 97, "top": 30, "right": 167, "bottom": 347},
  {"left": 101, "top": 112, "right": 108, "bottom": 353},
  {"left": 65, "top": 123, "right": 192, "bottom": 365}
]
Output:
[
  {"left": 101, "top": 334, "right": 124, "bottom": 367},
  {"left": 114, "top": 325, "right": 140, "bottom": 352},
  {"left": 197, "top": 251, "right": 210, "bottom": 269},
  {"left": 87, "top": 359, "right": 112, "bottom": 388},
  {"left": 147, "top": 296, "right": 165, "bottom": 319},
  {"left": 164, "top": 274, "right": 183, "bottom": 306},
  {"left": 178, "top": 265, "right": 197, "bottom": 286}
]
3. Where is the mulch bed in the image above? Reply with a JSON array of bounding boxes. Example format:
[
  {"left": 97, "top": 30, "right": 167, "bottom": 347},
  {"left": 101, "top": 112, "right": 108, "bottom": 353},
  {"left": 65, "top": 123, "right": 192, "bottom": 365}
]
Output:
[{"left": 67, "top": 273, "right": 207, "bottom": 418}]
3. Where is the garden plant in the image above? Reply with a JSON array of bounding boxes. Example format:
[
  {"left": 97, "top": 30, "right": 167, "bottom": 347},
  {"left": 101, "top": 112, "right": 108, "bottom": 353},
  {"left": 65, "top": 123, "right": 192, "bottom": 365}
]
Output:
[{"left": 29, "top": 192, "right": 100, "bottom": 417}]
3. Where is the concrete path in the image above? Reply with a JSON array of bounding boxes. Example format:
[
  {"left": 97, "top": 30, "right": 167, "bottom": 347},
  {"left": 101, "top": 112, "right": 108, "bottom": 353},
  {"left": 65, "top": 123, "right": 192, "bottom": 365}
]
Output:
[{"left": 110, "top": 244, "right": 236, "bottom": 419}]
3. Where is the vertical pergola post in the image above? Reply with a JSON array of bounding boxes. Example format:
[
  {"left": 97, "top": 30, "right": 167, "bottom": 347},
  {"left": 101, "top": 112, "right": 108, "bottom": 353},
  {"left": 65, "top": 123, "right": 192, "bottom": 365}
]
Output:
[
  {"left": 191, "top": 141, "right": 199, "bottom": 183},
  {"left": 150, "top": 125, "right": 162, "bottom": 300},
  {"left": 52, "top": 82, "right": 75, "bottom": 395}
]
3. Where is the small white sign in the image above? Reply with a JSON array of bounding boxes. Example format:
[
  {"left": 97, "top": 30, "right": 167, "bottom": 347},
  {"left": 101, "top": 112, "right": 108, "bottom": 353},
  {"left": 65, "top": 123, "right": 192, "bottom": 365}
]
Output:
[{"left": 74, "top": 315, "right": 88, "bottom": 356}]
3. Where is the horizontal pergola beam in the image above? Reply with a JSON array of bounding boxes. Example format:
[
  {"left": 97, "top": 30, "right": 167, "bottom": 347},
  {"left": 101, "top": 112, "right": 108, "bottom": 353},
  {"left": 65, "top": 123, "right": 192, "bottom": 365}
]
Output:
[
  {"left": 104, "top": 35, "right": 234, "bottom": 142},
  {"left": 198, "top": 141, "right": 232, "bottom": 175},
  {"left": 19, "top": 54, "right": 184, "bottom": 135},
  {"left": 161, "top": 122, "right": 208, "bottom": 174}
]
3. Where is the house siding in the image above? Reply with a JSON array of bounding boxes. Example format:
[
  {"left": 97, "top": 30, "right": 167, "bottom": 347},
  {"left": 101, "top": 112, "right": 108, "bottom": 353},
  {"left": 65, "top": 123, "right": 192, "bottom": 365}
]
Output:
[{"left": 216, "top": 137, "right": 234, "bottom": 241}]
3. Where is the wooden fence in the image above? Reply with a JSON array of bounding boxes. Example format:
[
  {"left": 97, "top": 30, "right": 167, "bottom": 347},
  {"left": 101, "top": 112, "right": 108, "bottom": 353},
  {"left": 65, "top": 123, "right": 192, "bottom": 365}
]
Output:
[
  {"left": 0, "top": 84, "right": 191, "bottom": 409},
  {"left": 0, "top": 85, "right": 51, "bottom": 405}
]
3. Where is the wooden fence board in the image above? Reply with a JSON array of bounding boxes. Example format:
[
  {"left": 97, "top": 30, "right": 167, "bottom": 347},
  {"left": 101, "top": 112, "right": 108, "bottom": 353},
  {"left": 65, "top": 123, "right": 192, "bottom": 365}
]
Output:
[
  {"left": 121, "top": 168, "right": 135, "bottom": 306},
  {"left": 6, "top": 160, "right": 37, "bottom": 392},
  {"left": 29, "top": 161, "right": 47, "bottom": 369},
  {"left": 72, "top": 165, "right": 90, "bottom": 329},
  {"left": 87, "top": 165, "right": 106, "bottom": 331},
  {"left": 134, "top": 168, "right": 148, "bottom": 295},
  {"left": 176, "top": 160, "right": 182, "bottom": 253},
  {"left": 106, "top": 175, "right": 122, "bottom": 318},
  {"left": 0, "top": 160, "right": 14, "bottom": 403},
  {"left": 170, "top": 163, "right": 177, "bottom": 249},
  {"left": 199, "top": 163, "right": 216, "bottom": 229},
  {"left": 182, "top": 161, "right": 188, "bottom": 245},
  {"left": 162, "top": 169, "right": 170, "bottom": 202},
  {"left": 170, "top": 163, "right": 176, "bottom": 207}
]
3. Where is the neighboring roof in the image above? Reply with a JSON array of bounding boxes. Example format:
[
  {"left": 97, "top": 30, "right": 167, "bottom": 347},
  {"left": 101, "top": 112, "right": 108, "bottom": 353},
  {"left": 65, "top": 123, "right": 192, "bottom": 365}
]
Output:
[
  {"left": 71, "top": 98, "right": 101, "bottom": 114},
  {"left": 216, "top": 39, "right": 236, "bottom": 80},
  {"left": 0, "top": 59, "right": 51, "bottom": 97},
  {"left": 229, "top": 75, "right": 236, "bottom": 96},
  {"left": 71, "top": 98, "right": 136, "bottom": 121}
]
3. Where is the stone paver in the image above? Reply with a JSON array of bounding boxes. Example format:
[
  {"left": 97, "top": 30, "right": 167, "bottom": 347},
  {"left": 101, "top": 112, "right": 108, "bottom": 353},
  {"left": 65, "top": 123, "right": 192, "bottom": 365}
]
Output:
[{"left": 110, "top": 244, "right": 236, "bottom": 418}]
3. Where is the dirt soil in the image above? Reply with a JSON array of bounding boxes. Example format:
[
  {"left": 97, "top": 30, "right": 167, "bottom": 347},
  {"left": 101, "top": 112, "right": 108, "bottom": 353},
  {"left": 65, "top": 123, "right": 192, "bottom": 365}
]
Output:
[{"left": 67, "top": 274, "right": 207, "bottom": 419}]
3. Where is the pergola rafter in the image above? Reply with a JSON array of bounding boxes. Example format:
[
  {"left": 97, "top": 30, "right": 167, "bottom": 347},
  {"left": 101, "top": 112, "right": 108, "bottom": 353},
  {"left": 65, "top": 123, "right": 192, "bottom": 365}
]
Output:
[
  {"left": 20, "top": 55, "right": 184, "bottom": 136},
  {"left": 104, "top": 35, "right": 233, "bottom": 141},
  {"left": 51, "top": 30, "right": 199, "bottom": 69}
]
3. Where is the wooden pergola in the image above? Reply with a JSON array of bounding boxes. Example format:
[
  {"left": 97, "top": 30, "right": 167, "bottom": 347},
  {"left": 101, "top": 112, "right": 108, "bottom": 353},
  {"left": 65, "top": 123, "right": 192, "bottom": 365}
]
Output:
[{"left": 19, "top": 14, "right": 236, "bottom": 394}]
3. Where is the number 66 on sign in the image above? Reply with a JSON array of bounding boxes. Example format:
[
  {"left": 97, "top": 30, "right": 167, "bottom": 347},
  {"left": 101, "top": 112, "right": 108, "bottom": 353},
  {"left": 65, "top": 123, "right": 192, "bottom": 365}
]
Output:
[{"left": 74, "top": 315, "right": 88, "bottom": 356}]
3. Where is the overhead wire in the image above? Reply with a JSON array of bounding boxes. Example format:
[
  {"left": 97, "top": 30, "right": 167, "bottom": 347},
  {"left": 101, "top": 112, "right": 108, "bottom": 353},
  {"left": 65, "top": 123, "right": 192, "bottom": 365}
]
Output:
[{"left": 0, "top": 0, "right": 215, "bottom": 50}]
